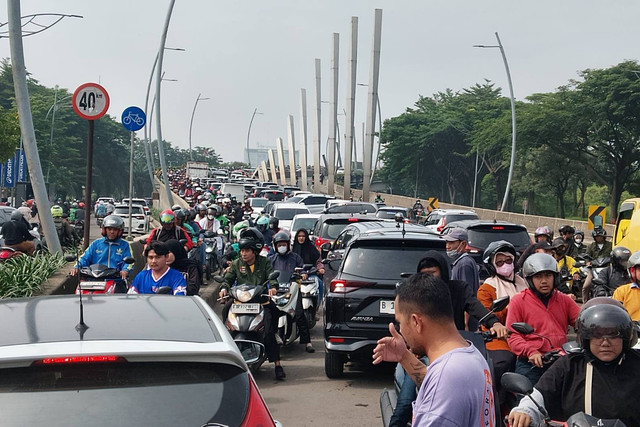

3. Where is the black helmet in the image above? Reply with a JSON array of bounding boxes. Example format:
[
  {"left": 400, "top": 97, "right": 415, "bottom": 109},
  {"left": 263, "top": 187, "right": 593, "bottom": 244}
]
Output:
[
  {"left": 273, "top": 231, "right": 290, "bottom": 251},
  {"left": 269, "top": 216, "right": 279, "bottom": 230},
  {"left": 577, "top": 298, "right": 638, "bottom": 356},
  {"left": 482, "top": 240, "right": 516, "bottom": 277},
  {"left": 171, "top": 204, "right": 182, "bottom": 212},
  {"left": 611, "top": 246, "right": 631, "bottom": 270},
  {"left": 558, "top": 225, "right": 575, "bottom": 235},
  {"left": 175, "top": 209, "right": 186, "bottom": 221},
  {"left": 574, "top": 230, "right": 585, "bottom": 242},
  {"left": 188, "top": 208, "right": 197, "bottom": 221},
  {"left": 522, "top": 253, "right": 559, "bottom": 290},
  {"left": 197, "top": 203, "right": 207, "bottom": 212},
  {"left": 237, "top": 227, "right": 264, "bottom": 252},
  {"left": 592, "top": 227, "right": 607, "bottom": 238},
  {"left": 550, "top": 237, "right": 568, "bottom": 250}
]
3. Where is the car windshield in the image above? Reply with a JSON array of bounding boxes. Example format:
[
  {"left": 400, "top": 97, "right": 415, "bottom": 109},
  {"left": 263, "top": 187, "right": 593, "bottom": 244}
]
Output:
[
  {"left": 286, "top": 196, "right": 302, "bottom": 203},
  {"left": 291, "top": 217, "right": 317, "bottom": 233},
  {"left": 342, "top": 246, "right": 438, "bottom": 280},
  {"left": 468, "top": 227, "right": 531, "bottom": 251},
  {"left": 376, "top": 209, "right": 405, "bottom": 219},
  {"left": 320, "top": 221, "right": 358, "bottom": 240},
  {"left": 276, "top": 208, "right": 309, "bottom": 220},
  {"left": 328, "top": 204, "right": 376, "bottom": 214},
  {"left": 446, "top": 214, "right": 478, "bottom": 223},
  {"left": 114, "top": 206, "right": 143, "bottom": 215},
  {"left": 250, "top": 198, "right": 268, "bottom": 208},
  {"left": 0, "top": 362, "right": 248, "bottom": 427}
]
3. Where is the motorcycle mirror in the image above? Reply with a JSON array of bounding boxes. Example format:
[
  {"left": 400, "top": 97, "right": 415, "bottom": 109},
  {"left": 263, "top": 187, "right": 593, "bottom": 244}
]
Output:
[
  {"left": 203, "top": 230, "right": 215, "bottom": 238},
  {"left": 123, "top": 257, "right": 135, "bottom": 264},
  {"left": 64, "top": 254, "right": 77, "bottom": 263},
  {"left": 562, "top": 340, "right": 582, "bottom": 354},
  {"left": 234, "top": 339, "right": 265, "bottom": 365},
  {"left": 490, "top": 296, "right": 510, "bottom": 312},
  {"left": 573, "top": 261, "right": 585, "bottom": 268},
  {"left": 511, "top": 322, "right": 535, "bottom": 335},
  {"left": 213, "top": 275, "right": 225, "bottom": 283},
  {"left": 268, "top": 270, "right": 280, "bottom": 281},
  {"left": 156, "top": 286, "right": 173, "bottom": 294},
  {"left": 179, "top": 239, "right": 188, "bottom": 246},
  {"left": 501, "top": 372, "right": 533, "bottom": 395}
]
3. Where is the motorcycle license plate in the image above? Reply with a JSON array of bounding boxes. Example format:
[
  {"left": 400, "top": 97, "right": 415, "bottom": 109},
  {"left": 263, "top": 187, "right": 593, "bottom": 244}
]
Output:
[
  {"left": 80, "top": 281, "right": 107, "bottom": 291},
  {"left": 379, "top": 300, "right": 395, "bottom": 315},
  {"left": 231, "top": 303, "right": 260, "bottom": 314}
]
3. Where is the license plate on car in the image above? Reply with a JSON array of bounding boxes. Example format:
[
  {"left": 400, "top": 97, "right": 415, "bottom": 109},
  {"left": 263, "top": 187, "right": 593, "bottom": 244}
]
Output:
[
  {"left": 380, "top": 300, "right": 395, "bottom": 315},
  {"left": 231, "top": 303, "right": 260, "bottom": 314}
]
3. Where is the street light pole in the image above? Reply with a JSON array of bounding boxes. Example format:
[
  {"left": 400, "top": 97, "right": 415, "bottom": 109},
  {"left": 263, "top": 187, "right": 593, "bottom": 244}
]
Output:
[
  {"left": 246, "top": 108, "right": 263, "bottom": 164},
  {"left": 189, "top": 93, "right": 210, "bottom": 161},
  {"left": 474, "top": 32, "right": 516, "bottom": 212}
]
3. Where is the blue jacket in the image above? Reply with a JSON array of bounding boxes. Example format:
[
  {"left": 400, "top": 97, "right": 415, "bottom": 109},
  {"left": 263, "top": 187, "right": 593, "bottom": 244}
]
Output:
[
  {"left": 268, "top": 251, "right": 303, "bottom": 282},
  {"left": 76, "top": 237, "right": 134, "bottom": 273}
]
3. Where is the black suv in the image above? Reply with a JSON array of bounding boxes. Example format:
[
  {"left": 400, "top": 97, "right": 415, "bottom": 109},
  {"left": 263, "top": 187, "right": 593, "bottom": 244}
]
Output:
[
  {"left": 323, "top": 223, "right": 445, "bottom": 378},
  {"left": 442, "top": 219, "right": 531, "bottom": 278}
]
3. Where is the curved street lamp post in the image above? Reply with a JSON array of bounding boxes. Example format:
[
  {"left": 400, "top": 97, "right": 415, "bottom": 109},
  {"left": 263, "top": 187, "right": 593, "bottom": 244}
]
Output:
[{"left": 189, "top": 93, "right": 211, "bottom": 161}]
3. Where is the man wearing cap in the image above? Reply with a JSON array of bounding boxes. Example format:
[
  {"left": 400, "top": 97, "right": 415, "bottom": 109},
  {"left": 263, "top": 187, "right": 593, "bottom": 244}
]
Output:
[{"left": 444, "top": 228, "right": 481, "bottom": 331}]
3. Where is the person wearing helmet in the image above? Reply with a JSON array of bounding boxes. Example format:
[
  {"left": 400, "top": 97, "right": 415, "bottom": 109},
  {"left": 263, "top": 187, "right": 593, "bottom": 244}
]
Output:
[
  {"left": 613, "top": 251, "right": 640, "bottom": 321},
  {"left": 175, "top": 209, "right": 197, "bottom": 246},
  {"left": 69, "top": 202, "right": 78, "bottom": 222},
  {"left": 569, "top": 230, "right": 587, "bottom": 258},
  {"left": 517, "top": 226, "right": 554, "bottom": 271},
  {"left": 105, "top": 201, "right": 115, "bottom": 216},
  {"left": 558, "top": 225, "right": 575, "bottom": 244},
  {"left": 587, "top": 227, "right": 612, "bottom": 260},
  {"left": 199, "top": 207, "right": 220, "bottom": 233},
  {"left": 195, "top": 204, "right": 208, "bottom": 222},
  {"left": 171, "top": 204, "right": 182, "bottom": 212},
  {"left": 145, "top": 209, "right": 194, "bottom": 251},
  {"left": 509, "top": 298, "right": 640, "bottom": 427},
  {"left": 95, "top": 200, "right": 107, "bottom": 218},
  {"left": 0, "top": 209, "right": 36, "bottom": 255},
  {"left": 71, "top": 214, "right": 133, "bottom": 291},
  {"left": 256, "top": 215, "right": 269, "bottom": 233},
  {"left": 268, "top": 231, "right": 314, "bottom": 353},
  {"left": 218, "top": 227, "right": 285, "bottom": 380},
  {"left": 550, "top": 237, "right": 579, "bottom": 297},
  {"left": 213, "top": 205, "right": 229, "bottom": 229},
  {"left": 506, "top": 253, "right": 580, "bottom": 386},
  {"left": 591, "top": 246, "right": 632, "bottom": 298},
  {"left": 477, "top": 240, "right": 528, "bottom": 411},
  {"left": 262, "top": 216, "right": 280, "bottom": 251},
  {"left": 52, "top": 205, "right": 78, "bottom": 247}
]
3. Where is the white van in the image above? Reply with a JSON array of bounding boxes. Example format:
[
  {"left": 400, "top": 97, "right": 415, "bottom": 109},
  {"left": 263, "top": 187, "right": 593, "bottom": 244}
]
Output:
[{"left": 220, "top": 183, "right": 246, "bottom": 200}]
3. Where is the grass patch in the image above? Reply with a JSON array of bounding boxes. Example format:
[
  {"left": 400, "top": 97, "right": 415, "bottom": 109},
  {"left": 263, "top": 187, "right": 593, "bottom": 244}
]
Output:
[{"left": 0, "top": 253, "right": 67, "bottom": 298}]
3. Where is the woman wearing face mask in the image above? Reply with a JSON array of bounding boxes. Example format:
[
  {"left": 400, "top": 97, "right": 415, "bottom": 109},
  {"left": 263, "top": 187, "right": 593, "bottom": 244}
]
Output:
[
  {"left": 477, "top": 240, "right": 528, "bottom": 412},
  {"left": 570, "top": 230, "right": 587, "bottom": 257},
  {"left": 292, "top": 228, "right": 325, "bottom": 304}
]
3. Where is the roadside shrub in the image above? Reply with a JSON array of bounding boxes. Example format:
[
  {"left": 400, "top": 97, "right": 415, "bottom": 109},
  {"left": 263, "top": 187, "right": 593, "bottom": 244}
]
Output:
[{"left": 0, "top": 253, "right": 67, "bottom": 298}]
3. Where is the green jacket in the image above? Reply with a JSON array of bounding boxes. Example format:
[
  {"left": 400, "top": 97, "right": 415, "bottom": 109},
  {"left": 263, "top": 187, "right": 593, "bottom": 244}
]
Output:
[
  {"left": 587, "top": 240, "right": 612, "bottom": 260},
  {"left": 222, "top": 254, "right": 277, "bottom": 291}
]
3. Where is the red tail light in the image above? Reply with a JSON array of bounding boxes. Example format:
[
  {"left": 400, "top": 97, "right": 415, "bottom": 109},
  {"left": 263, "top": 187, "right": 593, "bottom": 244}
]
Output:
[
  {"left": 240, "top": 375, "right": 276, "bottom": 427},
  {"left": 315, "top": 237, "right": 329, "bottom": 249},
  {"left": 330, "top": 279, "right": 375, "bottom": 293},
  {"left": 36, "top": 355, "right": 126, "bottom": 365},
  {"left": 492, "top": 226, "right": 504, "bottom": 230},
  {"left": 436, "top": 218, "right": 446, "bottom": 233},
  {"left": 466, "top": 244, "right": 482, "bottom": 255},
  {"left": 347, "top": 217, "right": 360, "bottom": 222}
]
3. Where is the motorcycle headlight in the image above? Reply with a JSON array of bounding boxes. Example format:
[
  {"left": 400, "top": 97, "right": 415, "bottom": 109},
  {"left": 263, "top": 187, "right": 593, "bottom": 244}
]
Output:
[
  {"left": 235, "top": 288, "right": 255, "bottom": 303},
  {"left": 205, "top": 247, "right": 214, "bottom": 254}
]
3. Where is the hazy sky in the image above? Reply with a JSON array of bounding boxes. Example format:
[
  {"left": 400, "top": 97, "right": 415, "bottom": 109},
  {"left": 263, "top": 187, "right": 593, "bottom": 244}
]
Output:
[{"left": 1, "top": 1, "right": 639, "bottom": 163}]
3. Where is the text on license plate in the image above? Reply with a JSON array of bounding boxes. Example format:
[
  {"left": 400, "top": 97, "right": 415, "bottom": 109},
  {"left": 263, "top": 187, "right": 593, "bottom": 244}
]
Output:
[
  {"left": 231, "top": 303, "right": 260, "bottom": 314},
  {"left": 379, "top": 300, "right": 395, "bottom": 314}
]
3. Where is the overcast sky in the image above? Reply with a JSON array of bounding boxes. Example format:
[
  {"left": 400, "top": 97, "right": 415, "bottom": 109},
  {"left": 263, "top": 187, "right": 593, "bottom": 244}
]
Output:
[{"left": 1, "top": 1, "right": 639, "bottom": 163}]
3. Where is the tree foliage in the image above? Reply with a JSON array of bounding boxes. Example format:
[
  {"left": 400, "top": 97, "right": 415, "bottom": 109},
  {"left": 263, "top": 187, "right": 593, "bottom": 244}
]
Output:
[{"left": 379, "top": 60, "right": 640, "bottom": 218}]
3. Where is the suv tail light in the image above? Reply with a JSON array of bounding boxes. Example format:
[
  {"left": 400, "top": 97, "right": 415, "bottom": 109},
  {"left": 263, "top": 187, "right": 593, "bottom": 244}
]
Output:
[
  {"left": 466, "top": 243, "right": 482, "bottom": 255},
  {"left": 240, "top": 375, "right": 276, "bottom": 427},
  {"left": 436, "top": 218, "right": 446, "bottom": 233},
  {"left": 315, "top": 237, "right": 329, "bottom": 249},
  {"left": 35, "top": 355, "right": 126, "bottom": 365},
  {"left": 330, "top": 279, "right": 375, "bottom": 293}
]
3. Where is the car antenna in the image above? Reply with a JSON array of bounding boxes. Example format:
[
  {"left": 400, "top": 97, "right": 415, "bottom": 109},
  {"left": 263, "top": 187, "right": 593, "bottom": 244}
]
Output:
[
  {"left": 395, "top": 213, "right": 406, "bottom": 238},
  {"left": 65, "top": 253, "right": 89, "bottom": 339}
]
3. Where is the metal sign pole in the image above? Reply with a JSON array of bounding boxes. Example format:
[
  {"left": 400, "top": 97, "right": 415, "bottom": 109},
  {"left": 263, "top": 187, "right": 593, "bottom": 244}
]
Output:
[
  {"left": 83, "top": 120, "right": 94, "bottom": 250},
  {"left": 128, "top": 131, "right": 134, "bottom": 240}
]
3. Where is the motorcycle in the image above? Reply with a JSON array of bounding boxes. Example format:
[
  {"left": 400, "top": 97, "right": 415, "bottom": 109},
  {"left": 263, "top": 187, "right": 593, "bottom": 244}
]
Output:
[
  {"left": 272, "top": 271, "right": 301, "bottom": 346},
  {"left": 502, "top": 373, "right": 626, "bottom": 426},
  {"left": 216, "top": 271, "right": 280, "bottom": 373},
  {"left": 379, "top": 296, "right": 511, "bottom": 427},
  {"left": 202, "top": 230, "right": 221, "bottom": 280},
  {"left": 72, "top": 256, "right": 135, "bottom": 295},
  {"left": 73, "top": 219, "right": 84, "bottom": 238},
  {"left": 96, "top": 213, "right": 105, "bottom": 227},
  {"left": 510, "top": 322, "right": 564, "bottom": 366},
  {"left": 296, "top": 264, "right": 320, "bottom": 329},
  {"left": 0, "top": 226, "right": 45, "bottom": 260}
]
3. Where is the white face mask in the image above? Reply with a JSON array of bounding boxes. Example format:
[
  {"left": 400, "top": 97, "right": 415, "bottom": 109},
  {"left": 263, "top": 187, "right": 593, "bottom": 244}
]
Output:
[
  {"left": 207, "top": 215, "right": 214, "bottom": 220},
  {"left": 277, "top": 246, "right": 288, "bottom": 255}
]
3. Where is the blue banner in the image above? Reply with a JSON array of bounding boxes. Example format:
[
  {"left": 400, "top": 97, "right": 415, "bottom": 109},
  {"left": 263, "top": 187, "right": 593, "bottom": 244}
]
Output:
[
  {"left": 4, "top": 153, "right": 15, "bottom": 188},
  {"left": 17, "top": 149, "right": 26, "bottom": 182}
]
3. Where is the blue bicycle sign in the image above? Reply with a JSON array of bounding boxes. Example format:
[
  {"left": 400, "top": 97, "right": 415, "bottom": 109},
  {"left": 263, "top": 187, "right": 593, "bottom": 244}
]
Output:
[{"left": 121, "top": 106, "right": 146, "bottom": 132}]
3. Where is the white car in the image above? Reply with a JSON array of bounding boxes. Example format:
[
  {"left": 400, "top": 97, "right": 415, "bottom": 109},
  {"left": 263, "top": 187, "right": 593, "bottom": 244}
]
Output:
[
  {"left": 114, "top": 204, "right": 149, "bottom": 234},
  {"left": 423, "top": 209, "right": 479, "bottom": 233},
  {"left": 247, "top": 197, "right": 268, "bottom": 219},
  {"left": 270, "top": 203, "right": 311, "bottom": 231}
]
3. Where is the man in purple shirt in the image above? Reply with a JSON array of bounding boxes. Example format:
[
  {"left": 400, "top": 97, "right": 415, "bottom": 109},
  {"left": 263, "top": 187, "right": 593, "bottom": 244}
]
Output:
[{"left": 373, "top": 273, "right": 495, "bottom": 427}]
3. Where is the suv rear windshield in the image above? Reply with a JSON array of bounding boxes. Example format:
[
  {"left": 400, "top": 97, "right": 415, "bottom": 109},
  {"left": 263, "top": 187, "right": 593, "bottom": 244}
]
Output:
[
  {"left": 327, "top": 204, "right": 377, "bottom": 214},
  {"left": 275, "top": 208, "right": 309, "bottom": 220},
  {"left": 342, "top": 245, "right": 441, "bottom": 280},
  {"left": 292, "top": 218, "right": 317, "bottom": 233},
  {"left": 468, "top": 227, "right": 531, "bottom": 251},
  {"left": 319, "top": 219, "right": 378, "bottom": 240},
  {"left": 446, "top": 214, "right": 478, "bottom": 223},
  {"left": 0, "top": 362, "right": 248, "bottom": 426},
  {"left": 250, "top": 198, "right": 268, "bottom": 207},
  {"left": 376, "top": 209, "right": 407, "bottom": 219}
]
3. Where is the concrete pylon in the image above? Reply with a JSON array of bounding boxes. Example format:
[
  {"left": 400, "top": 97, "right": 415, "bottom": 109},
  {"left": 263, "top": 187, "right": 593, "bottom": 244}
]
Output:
[
  {"left": 267, "top": 149, "right": 279, "bottom": 184},
  {"left": 276, "top": 137, "right": 287, "bottom": 186},
  {"left": 287, "top": 115, "right": 297, "bottom": 186},
  {"left": 363, "top": 9, "right": 382, "bottom": 201},
  {"left": 314, "top": 59, "right": 321, "bottom": 192},
  {"left": 327, "top": 33, "right": 339, "bottom": 196},
  {"left": 344, "top": 16, "right": 358, "bottom": 200},
  {"left": 299, "top": 88, "right": 309, "bottom": 191}
]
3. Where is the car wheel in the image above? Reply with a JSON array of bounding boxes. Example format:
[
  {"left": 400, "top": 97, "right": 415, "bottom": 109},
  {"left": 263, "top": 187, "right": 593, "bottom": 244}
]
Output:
[{"left": 325, "top": 350, "right": 344, "bottom": 378}]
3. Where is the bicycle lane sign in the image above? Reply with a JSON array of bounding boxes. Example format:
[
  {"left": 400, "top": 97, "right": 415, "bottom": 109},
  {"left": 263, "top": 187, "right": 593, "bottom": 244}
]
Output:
[{"left": 121, "top": 106, "right": 146, "bottom": 132}]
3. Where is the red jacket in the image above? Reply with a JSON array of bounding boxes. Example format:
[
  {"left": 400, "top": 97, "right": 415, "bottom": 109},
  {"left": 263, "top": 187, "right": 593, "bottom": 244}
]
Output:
[
  {"left": 506, "top": 288, "right": 579, "bottom": 358},
  {"left": 145, "top": 225, "right": 194, "bottom": 250}
]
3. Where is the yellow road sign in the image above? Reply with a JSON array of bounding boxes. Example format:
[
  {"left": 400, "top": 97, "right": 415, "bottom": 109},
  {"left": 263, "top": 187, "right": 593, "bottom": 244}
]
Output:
[
  {"left": 428, "top": 197, "right": 439, "bottom": 211},
  {"left": 588, "top": 205, "right": 606, "bottom": 230}
]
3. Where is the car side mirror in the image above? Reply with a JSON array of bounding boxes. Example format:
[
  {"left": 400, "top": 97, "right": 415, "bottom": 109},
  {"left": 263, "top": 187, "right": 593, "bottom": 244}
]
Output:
[
  {"left": 321, "top": 242, "right": 331, "bottom": 251},
  {"left": 235, "top": 339, "right": 265, "bottom": 365}
]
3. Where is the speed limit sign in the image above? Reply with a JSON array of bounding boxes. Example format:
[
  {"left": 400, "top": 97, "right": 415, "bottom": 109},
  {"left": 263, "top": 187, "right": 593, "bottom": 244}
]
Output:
[{"left": 72, "top": 82, "right": 110, "bottom": 120}]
